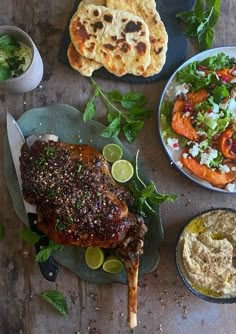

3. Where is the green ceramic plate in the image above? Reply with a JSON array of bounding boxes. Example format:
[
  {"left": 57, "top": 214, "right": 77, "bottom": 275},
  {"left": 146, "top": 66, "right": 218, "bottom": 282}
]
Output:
[{"left": 3, "top": 103, "right": 164, "bottom": 284}]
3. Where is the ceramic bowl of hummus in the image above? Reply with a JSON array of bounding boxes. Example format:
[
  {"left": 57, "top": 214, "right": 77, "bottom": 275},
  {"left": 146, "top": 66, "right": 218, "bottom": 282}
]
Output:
[{"left": 176, "top": 208, "right": 236, "bottom": 303}]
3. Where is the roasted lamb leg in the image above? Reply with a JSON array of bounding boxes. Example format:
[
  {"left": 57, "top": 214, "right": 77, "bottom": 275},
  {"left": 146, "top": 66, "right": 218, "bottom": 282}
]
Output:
[{"left": 20, "top": 139, "right": 147, "bottom": 328}]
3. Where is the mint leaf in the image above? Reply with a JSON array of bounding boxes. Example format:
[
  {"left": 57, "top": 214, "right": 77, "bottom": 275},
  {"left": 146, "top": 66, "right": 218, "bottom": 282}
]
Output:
[
  {"left": 128, "top": 107, "right": 153, "bottom": 120},
  {"left": 123, "top": 120, "right": 143, "bottom": 143},
  {"left": 85, "top": 78, "right": 153, "bottom": 143},
  {"left": 36, "top": 240, "right": 63, "bottom": 263},
  {"left": 100, "top": 117, "right": 121, "bottom": 138},
  {"left": 20, "top": 229, "right": 41, "bottom": 245},
  {"left": 107, "top": 90, "right": 123, "bottom": 102},
  {"left": 177, "top": 0, "right": 222, "bottom": 50},
  {"left": 121, "top": 92, "right": 147, "bottom": 110},
  {"left": 40, "top": 290, "right": 68, "bottom": 316},
  {"left": 83, "top": 100, "right": 96, "bottom": 122},
  {"left": 0, "top": 65, "right": 11, "bottom": 80},
  {"left": 0, "top": 223, "right": 5, "bottom": 241},
  {"left": 0, "top": 34, "right": 20, "bottom": 54}
]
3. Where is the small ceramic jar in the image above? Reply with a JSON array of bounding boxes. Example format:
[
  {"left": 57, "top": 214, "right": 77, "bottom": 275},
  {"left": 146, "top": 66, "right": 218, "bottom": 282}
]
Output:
[{"left": 0, "top": 26, "right": 43, "bottom": 93}]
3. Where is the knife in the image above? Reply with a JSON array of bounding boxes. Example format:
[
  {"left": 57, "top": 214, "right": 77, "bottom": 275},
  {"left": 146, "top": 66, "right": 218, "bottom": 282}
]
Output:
[{"left": 7, "top": 112, "right": 59, "bottom": 282}]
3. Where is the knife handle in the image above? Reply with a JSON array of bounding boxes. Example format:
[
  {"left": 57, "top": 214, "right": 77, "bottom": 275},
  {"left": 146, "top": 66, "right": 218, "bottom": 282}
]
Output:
[{"left": 27, "top": 213, "right": 58, "bottom": 282}]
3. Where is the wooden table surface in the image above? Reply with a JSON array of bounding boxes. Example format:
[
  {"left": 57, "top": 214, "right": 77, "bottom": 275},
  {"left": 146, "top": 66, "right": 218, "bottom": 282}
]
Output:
[{"left": 0, "top": 1, "right": 235, "bottom": 333}]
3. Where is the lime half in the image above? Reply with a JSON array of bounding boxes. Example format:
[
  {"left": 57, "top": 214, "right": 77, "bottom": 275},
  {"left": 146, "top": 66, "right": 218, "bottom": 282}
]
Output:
[
  {"left": 85, "top": 246, "right": 105, "bottom": 270},
  {"left": 111, "top": 159, "right": 134, "bottom": 183},
  {"left": 102, "top": 256, "right": 124, "bottom": 274},
  {"left": 102, "top": 144, "right": 123, "bottom": 163}
]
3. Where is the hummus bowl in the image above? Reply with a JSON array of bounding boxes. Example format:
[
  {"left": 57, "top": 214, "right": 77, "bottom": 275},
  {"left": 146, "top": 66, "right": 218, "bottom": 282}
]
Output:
[{"left": 176, "top": 208, "right": 236, "bottom": 303}]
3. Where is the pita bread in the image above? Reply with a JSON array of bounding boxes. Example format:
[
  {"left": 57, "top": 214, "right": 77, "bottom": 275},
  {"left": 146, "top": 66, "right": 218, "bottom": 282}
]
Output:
[
  {"left": 67, "top": 42, "right": 102, "bottom": 77},
  {"left": 67, "top": 0, "right": 104, "bottom": 77},
  {"left": 106, "top": 0, "right": 168, "bottom": 77},
  {"left": 69, "top": 4, "right": 151, "bottom": 76}
]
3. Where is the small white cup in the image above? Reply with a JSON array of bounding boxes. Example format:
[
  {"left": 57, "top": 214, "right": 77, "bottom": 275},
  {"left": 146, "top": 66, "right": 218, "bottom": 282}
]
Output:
[{"left": 0, "top": 26, "right": 44, "bottom": 93}]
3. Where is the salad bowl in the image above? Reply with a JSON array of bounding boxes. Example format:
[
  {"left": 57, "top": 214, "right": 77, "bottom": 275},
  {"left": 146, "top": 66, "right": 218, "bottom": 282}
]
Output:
[{"left": 158, "top": 47, "right": 236, "bottom": 193}]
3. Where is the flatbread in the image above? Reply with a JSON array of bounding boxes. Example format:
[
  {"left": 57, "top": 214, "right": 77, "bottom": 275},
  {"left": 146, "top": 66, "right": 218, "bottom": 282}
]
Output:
[
  {"left": 106, "top": 0, "right": 168, "bottom": 77},
  {"left": 67, "top": 0, "right": 104, "bottom": 77},
  {"left": 67, "top": 42, "right": 102, "bottom": 77},
  {"left": 69, "top": 4, "right": 151, "bottom": 76}
]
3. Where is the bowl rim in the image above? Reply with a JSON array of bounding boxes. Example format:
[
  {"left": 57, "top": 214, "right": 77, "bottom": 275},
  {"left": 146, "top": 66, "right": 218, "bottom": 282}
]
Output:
[
  {"left": 0, "top": 25, "right": 34, "bottom": 81},
  {"left": 157, "top": 46, "right": 236, "bottom": 194},
  {"left": 176, "top": 207, "right": 236, "bottom": 304}
]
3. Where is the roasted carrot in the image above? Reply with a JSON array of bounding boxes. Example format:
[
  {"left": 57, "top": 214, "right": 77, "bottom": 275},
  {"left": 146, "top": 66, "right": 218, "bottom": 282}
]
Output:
[
  {"left": 180, "top": 152, "right": 236, "bottom": 188},
  {"left": 172, "top": 89, "right": 209, "bottom": 141},
  {"left": 218, "top": 128, "right": 236, "bottom": 160}
]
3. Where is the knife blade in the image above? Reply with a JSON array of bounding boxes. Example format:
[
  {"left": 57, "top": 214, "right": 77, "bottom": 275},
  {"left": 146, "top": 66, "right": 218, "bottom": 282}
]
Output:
[{"left": 6, "top": 112, "right": 59, "bottom": 282}]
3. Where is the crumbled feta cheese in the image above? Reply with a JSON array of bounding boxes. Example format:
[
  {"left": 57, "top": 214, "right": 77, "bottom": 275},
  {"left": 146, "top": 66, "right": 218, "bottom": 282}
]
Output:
[
  {"left": 196, "top": 70, "right": 206, "bottom": 77},
  {"left": 219, "top": 164, "right": 230, "bottom": 174},
  {"left": 176, "top": 161, "right": 183, "bottom": 168},
  {"left": 219, "top": 99, "right": 230, "bottom": 110},
  {"left": 175, "top": 83, "right": 190, "bottom": 96},
  {"left": 206, "top": 112, "right": 220, "bottom": 120},
  {"left": 183, "top": 111, "right": 191, "bottom": 118},
  {"left": 228, "top": 98, "right": 236, "bottom": 117},
  {"left": 189, "top": 143, "right": 200, "bottom": 157},
  {"left": 231, "top": 166, "right": 236, "bottom": 172},
  {"left": 183, "top": 153, "right": 189, "bottom": 159},
  {"left": 167, "top": 137, "right": 180, "bottom": 150},
  {"left": 225, "top": 183, "right": 236, "bottom": 192},
  {"left": 200, "top": 148, "right": 218, "bottom": 166}
]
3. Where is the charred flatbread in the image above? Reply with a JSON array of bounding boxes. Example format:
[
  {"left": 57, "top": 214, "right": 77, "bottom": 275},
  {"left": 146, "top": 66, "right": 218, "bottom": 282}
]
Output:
[
  {"left": 69, "top": 4, "right": 151, "bottom": 76},
  {"left": 106, "top": 0, "right": 168, "bottom": 77},
  {"left": 67, "top": 42, "right": 102, "bottom": 77}
]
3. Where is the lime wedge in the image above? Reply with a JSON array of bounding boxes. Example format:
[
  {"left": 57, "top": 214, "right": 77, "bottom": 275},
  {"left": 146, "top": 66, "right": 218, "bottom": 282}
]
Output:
[
  {"left": 102, "top": 143, "right": 123, "bottom": 163},
  {"left": 85, "top": 246, "right": 104, "bottom": 270},
  {"left": 102, "top": 256, "right": 124, "bottom": 274},
  {"left": 111, "top": 159, "right": 134, "bottom": 183}
]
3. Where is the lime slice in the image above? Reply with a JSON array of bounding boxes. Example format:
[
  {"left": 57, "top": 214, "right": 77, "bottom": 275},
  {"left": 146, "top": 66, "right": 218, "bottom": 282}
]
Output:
[
  {"left": 111, "top": 159, "right": 134, "bottom": 183},
  {"left": 102, "top": 143, "right": 123, "bottom": 163},
  {"left": 85, "top": 246, "right": 105, "bottom": 270},
  {"left": 102, "top": 256, "right": 124, "bottom": 274}
]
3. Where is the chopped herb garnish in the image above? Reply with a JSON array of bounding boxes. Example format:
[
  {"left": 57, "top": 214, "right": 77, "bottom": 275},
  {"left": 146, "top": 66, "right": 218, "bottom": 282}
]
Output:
[
  {"left": 34, "top": 155, "right": 46, "bottom": 169},
  {"left": 44, "top": 146, "right": 57, "bottom": 159}
]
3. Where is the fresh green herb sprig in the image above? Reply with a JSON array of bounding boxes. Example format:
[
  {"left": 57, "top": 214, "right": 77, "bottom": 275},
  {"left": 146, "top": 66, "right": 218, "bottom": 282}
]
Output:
[
  {"left": 83, "top": 78, "right": 153, "bottom": 143},
  {"left": 40, "top": 290, "right": 68, "bottom": 316},
  {"left": 20, "top": 229, "right": 63, "bottom": 262},
  {"left": 0, "top": 34, "right": 25, "bottom": 80},
  {"left": 176, "top": 0, "right": 221, "bottom": 50},
  {"left": 130, "top": 151, "right": 177, "bottom": 217}
]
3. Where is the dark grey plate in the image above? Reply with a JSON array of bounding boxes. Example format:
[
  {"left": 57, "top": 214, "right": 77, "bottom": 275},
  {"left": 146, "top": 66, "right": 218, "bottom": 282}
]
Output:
[{"left": 58, "top": 0, "right": 195, "bottom": 83}]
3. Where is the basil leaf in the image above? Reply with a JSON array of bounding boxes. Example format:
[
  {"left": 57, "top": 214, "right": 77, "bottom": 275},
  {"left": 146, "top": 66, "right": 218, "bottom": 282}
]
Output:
[
  {"left": 100, "top": 117, "right": 121, "bottom": 138},
  {"left": 40, "top": 290, "right": 68, "bottom": 316},
  {"left": 121, "top": 92, "right": 147, "bottom": 110},
  {"left": 128, "top": 107, "right": 153, "bottom": 120},
  {"left": 107, "top": 111, "right": 117, "bottom": 123},
  {"left": 0, "top": 223, "right": 5, "bottom": 241},
  {"left": 149, "top": 192, "right": 177, "bottom": 204},
  {"left": 83, "top": 100, "right": 96, "bottom": 122},
  {"left": 36, "top": 240, "right": 63, "bottom": 262},
  {"left": 20, "top": 229, "right": 41, "bottom": 245},
  {"left": 107, "top": 90, "right": 123, "bottom": 101},
  {"left": 123, "top": 120, "right": 143, "bottom": 143},
  {"left": 141, "top": 184, "right": 156, "bottom": 197}
]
